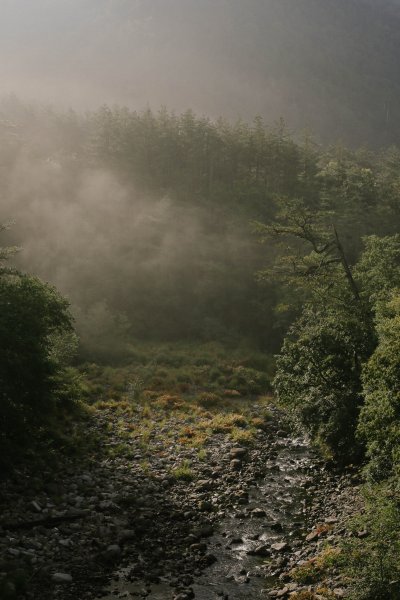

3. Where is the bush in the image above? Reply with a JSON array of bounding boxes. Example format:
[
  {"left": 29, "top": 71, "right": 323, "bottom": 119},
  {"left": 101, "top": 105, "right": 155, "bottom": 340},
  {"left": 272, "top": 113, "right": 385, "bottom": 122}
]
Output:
[
  {"left": 358, "top": 294, "right": 400, "bottom": 480},
  {"left": 341, "top": 483, "right": 400, "bottom": 600},
  {"left": 274, "top": 306, "right": 371, "bottom": 461},
  {"left": 196, "top": 392, "right": 221, "bottom": 408},
  {"left": 0, "top": 273, "right": 74, "bottom": 453}
]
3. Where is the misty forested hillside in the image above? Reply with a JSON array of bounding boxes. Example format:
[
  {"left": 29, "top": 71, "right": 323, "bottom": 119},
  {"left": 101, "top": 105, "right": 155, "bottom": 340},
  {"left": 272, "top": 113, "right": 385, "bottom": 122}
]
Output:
[
  {"left": 2, "top": 0, "right": 400, "bottom": 146},
  {"left": 3, "top": 3, "right": 400, "bottom": 600},
  {"left": 2, "top": 102, "right": 400, "bottom": 360}
]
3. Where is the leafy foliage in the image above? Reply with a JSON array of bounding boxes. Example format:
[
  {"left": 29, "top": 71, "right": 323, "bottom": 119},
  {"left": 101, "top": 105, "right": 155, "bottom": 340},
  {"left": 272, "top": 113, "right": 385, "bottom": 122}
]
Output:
[
  {"left": 265, "top": 200, "right": 400, "bottom": 468},
  {"left": 274, "top": 306, "right": 370, "bottom": 460},
  {"left": 0, "top": 274, "right": 74, "bottom": 445},
  {"left": 342, "top": 484, "right": 400, "bottom": 600},
  {"left": 0, "top": 228, "right": 78, "bottom": 464},
  {"left": 354, "top": 235, "right": 400, "bottom": 303},
  {"left": 358, "top": 294, "right": 400, "bottom": 480}
]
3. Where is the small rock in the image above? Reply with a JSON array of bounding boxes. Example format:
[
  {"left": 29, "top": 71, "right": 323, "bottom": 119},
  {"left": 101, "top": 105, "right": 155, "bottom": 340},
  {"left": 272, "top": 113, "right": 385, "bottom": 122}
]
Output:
[
  {"left": 118, "top": 530, "right": 136, "bottom": 544},
  {"left": 196, "top": 480, "right": 212, "bottom": 491},
  {"left": 81, "top": 474, "right": 94, "bottom": 485},
  {"left": 104, "top": 544, "right": 121, "bottom": 560},
  {"left": 230, "top": 447, "right": 247, "bottom": 459},
  {"left": 251, "top": 508, "right": 267, "bottom": 518},
  {"left": 52, "top": 573, "right": 73, "bottom": 584},
  {"left": 325, "top": 516, "right": 338, "bottom": 524},
  {"left": 247, "top": 544, "right": 270, "bottom": 557},
  {"left": 190, "top": 542, "right": 207, "bottom": 553},
  {"left": 271, "top": 542, "right": 289, "bottom": 552},
  {"left": 230, "top": 460, "right": 242, "bottom": 471},
  {"left": 357, "top": 530, "right": 368, "bottom": 538},
  {"left": 197, "top": 524, "right": 214, "bottom": 537},
  {"left": 30, "top": 501, "right": 42, "bottom": 513}
]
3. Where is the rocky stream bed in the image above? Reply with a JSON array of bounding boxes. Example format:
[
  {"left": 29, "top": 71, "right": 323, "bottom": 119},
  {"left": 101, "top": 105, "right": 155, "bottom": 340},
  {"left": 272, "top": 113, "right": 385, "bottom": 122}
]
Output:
[{"left": 0, "top": 403, "right": 362, "bottom": 600}]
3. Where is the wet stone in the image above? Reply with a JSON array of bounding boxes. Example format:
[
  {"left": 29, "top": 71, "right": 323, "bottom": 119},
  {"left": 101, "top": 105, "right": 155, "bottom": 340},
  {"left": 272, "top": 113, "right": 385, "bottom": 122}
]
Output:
[
  {"left": 30, "top": 501, "right": 42, "bottom": 513},
  {"left": 52, "top": 572, "right": 73, "bottom": 584},
  {"left": 271, "top": 542, "right": 289, "bottom": 552},
  {"left": 247, "top": 544, "right": 271, "bottom": 557}
]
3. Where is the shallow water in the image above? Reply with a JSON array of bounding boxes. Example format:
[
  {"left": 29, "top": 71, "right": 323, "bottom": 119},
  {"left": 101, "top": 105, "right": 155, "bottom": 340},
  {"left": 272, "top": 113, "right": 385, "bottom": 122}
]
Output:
[
  {"left": 191, "top": 437, "right": 314, "bottom": 599},
  {"left": 96, "top": 434, "right": 316, "bottom": 600}
]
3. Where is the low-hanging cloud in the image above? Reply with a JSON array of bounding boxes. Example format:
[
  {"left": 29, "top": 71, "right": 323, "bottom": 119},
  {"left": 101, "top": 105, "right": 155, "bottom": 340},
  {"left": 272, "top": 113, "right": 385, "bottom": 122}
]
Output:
[
  {"left": 1, "top": 130, "right": 256, "bottom": 350},
  {"left": 1, "top": 0, "right": 400, "bottom": 146}
]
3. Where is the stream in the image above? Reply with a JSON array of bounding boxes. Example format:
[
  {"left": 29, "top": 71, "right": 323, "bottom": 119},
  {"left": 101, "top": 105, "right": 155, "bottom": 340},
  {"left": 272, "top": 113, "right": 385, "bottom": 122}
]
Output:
[{"left": 98, "top": 433, "right": 317, "bottom": 600}]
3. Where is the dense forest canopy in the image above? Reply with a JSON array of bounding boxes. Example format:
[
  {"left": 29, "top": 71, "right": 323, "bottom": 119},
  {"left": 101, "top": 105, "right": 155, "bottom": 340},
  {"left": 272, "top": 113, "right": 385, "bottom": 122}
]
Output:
[{"left": 2, "top": 102, "right": 400, "bottom": 360}]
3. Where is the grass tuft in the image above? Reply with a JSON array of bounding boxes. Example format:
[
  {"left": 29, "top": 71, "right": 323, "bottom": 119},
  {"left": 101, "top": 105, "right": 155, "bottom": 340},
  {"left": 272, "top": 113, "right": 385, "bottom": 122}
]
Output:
[{"left": 170, "top": 460, "right": 194, "bottom": 481}]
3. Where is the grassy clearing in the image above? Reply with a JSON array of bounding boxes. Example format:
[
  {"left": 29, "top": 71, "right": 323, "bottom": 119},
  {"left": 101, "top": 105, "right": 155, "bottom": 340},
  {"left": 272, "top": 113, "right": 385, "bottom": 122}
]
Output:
[
  {"left": 79, "top": 341, "right": 274, "bottom": 458},
  {"left": 81, "top": 341, "right": 273, "bottom": 402}
]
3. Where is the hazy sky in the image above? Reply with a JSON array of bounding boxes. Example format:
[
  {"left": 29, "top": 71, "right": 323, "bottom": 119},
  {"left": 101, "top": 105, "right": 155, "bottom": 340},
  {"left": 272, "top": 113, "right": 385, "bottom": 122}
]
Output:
[
  {"left": 1, "top": 0, "right": 400, "bottom": 143},
  {"left": 1, "top": 0, "right": 242, "bottom": 111}
]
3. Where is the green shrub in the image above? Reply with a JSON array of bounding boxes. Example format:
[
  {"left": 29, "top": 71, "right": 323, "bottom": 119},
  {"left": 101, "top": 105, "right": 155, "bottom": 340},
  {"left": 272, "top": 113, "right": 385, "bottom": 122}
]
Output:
[
  {"left": 274, "top": 306, "right": 372, "bottom": 462},
  {"left": 0, "top": 273, "right": 74, "bottom": 455},
  {"left": 358, "top": 294, "right": 400, "bottom": 480},
  {"left": 341, "top": 483, "right": 400, "bottom": 600}
]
